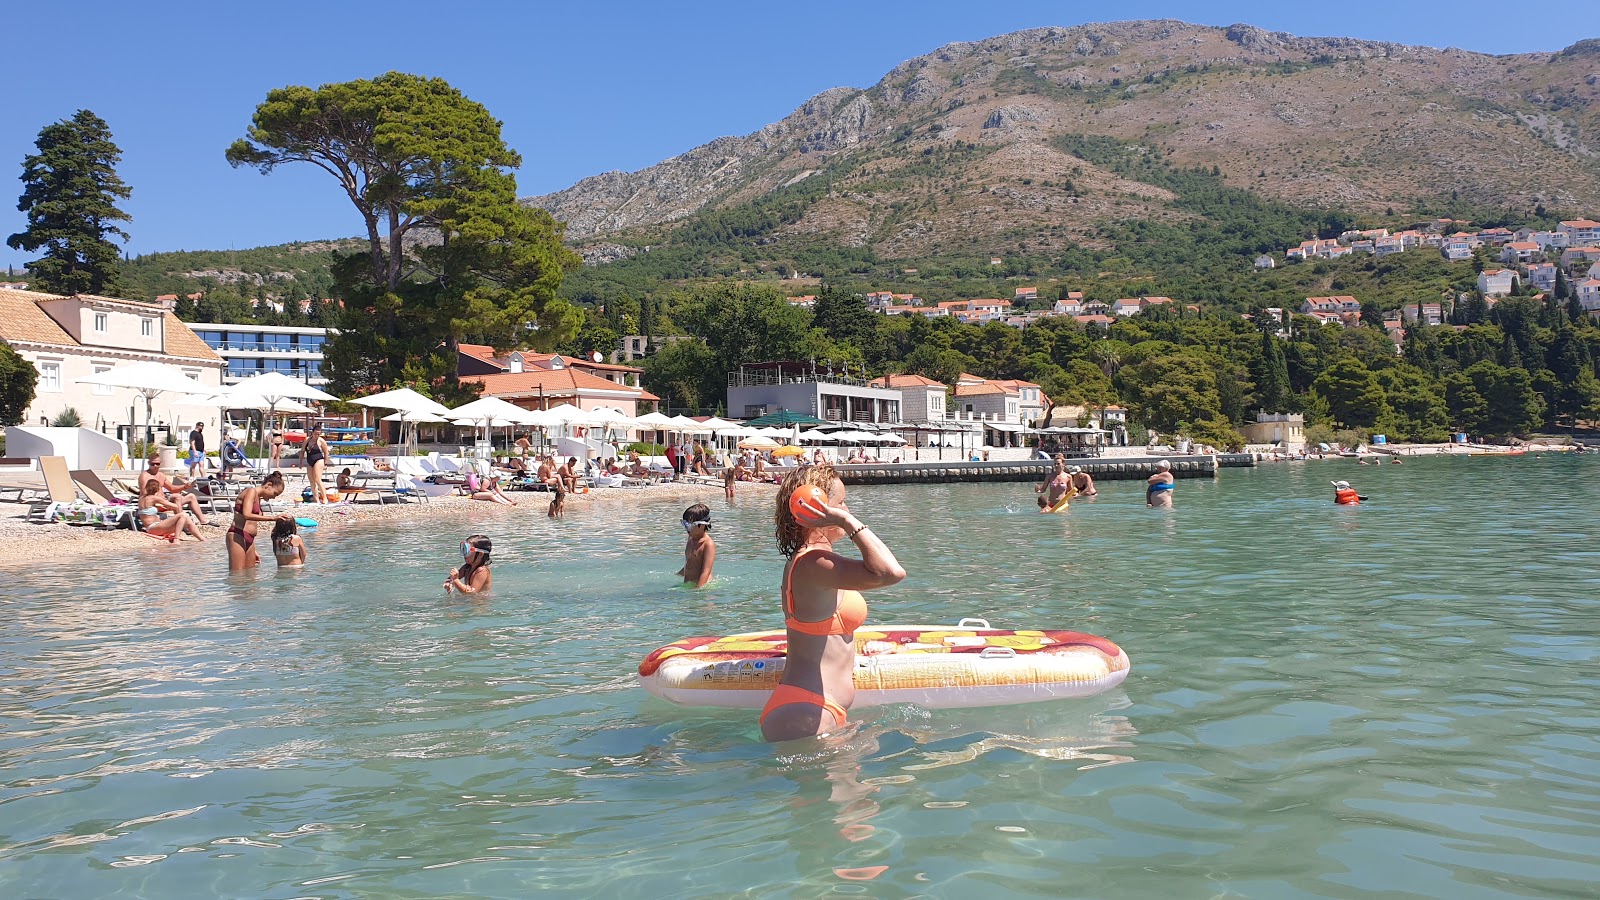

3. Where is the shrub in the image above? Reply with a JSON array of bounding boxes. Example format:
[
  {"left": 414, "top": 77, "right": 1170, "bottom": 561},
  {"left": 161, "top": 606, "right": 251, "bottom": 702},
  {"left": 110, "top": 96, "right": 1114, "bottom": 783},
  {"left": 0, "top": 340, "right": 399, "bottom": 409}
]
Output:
[{"left": 50, "top": 407, "right": 82, "bottom": 427}]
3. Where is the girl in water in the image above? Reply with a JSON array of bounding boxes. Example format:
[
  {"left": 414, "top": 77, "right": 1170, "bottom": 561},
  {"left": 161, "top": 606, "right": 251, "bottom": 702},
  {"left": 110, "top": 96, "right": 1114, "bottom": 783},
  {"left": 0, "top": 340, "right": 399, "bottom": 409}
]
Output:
[
  {"left": 137, "top": 479, "right": 206, "bottom": 542},
  {"left": 271, "top": 518, "right": 307, "bottom": 567},
  {"left": 445, "top": 534, "right": 493, "bottom": 594},
  {"left": 226, "top": 471, "right": 291, "bottom": 570},
  {"left": 762, "top": 464, "right": 905, "bottom": 742}
]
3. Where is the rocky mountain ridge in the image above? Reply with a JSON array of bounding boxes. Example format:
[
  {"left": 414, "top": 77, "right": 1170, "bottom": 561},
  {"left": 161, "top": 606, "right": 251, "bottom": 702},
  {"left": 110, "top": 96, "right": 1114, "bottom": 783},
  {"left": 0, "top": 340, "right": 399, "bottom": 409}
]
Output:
[{"left": 526, "top": 20, "right": 1600, "bottom": 260}]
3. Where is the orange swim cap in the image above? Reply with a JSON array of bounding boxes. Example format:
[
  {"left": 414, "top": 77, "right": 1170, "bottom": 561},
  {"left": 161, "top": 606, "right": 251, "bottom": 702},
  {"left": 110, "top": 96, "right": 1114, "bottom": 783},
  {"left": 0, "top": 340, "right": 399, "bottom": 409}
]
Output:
[{"left": 788, "top": 484, "right": 828, "bottom": 524}]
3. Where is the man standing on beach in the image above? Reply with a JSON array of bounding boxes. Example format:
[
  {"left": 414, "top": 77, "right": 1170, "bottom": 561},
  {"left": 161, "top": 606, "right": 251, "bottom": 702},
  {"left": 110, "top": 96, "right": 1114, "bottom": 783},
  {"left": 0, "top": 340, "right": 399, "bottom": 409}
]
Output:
[{"left": 188, "top": 422, "right": 206, "bottom": 478}]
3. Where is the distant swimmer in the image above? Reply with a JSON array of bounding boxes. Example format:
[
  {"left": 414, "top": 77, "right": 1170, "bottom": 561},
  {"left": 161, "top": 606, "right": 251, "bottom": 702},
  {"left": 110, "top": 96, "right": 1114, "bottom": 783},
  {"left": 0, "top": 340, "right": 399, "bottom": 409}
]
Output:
[
  {"left": 1068, "top": 465, "right": 1097, "bottom": 497},
  {"left": 1332, "top": 480, "right": 1368, "bottom": 505},
  {"left": 1146, "top": 460, "right": 1175, "bottom": 508}
]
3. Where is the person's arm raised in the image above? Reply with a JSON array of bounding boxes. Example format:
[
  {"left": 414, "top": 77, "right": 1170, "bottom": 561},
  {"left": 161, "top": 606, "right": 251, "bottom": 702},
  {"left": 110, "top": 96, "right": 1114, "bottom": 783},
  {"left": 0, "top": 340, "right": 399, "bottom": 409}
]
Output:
[{"left": 801, "top": 501, "right": 906, "bottom": 591}]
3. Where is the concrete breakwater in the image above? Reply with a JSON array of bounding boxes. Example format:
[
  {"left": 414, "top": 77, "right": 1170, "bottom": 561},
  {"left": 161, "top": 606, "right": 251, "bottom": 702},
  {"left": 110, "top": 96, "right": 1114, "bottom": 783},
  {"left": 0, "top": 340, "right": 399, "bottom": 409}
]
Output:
[{"left": 835, "top": 454, "right": 1252, "bottom": 485}]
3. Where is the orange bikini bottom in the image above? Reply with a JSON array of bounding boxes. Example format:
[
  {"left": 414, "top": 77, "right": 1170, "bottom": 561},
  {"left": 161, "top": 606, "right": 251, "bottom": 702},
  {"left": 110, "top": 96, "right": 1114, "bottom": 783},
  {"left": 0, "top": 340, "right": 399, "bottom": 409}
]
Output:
[{"left": 760, "top": 683, "right": 848, "bottom": 726}]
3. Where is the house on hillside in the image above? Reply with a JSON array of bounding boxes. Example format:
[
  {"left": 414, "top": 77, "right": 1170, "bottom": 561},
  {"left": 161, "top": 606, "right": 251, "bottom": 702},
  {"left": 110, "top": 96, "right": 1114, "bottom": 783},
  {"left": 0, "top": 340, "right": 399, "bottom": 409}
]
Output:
[
  {"left": 0, "top": 289, "right": 224, "bottom": 434},
  {"left": 1500, "top": 242, "right": 1541, "bottom": 264},
  {"left": 615, "top": 334, "right": 691, "bottom": 362},
  {"left": 785, "top": 295, "right": 816, "bottom": 308},
  {"left": 1578, "top": 278, "right": 1600, "bottom": 313},
  {"left": 1075, "top": 313, "right": 1114, "bottom": 327},
  {"left": 1562, "top": 247, "right": 1600, "bottom": 273},
  {"left": 1441, "top": 239, "right": 1474, "bottom": 261},
  {"left": 1477, "top": 269, "right": 1519, "bottom": 296},
  {"left": 1527, "top": 262, "right": 1559, "bottom": 292},
  {"left": 1559, "top": 219, "right": 1600, "bottom": 246},
  {"left": 1052, "top": 294, "right": 1084, "bottom": 316},
  {"left": 1254, "top": 254, "right": 1276, "bottom": 269},
  {"left": 1111, "top": 298, "right": 1144, "bottom": 317},
  {"left": 1374, "top": 237, "right": 1404, "bottom": 257},
  {"left": 1517, "top": 228, "right": 1570, "bottom": 250},
  {"left": 1477, "top": 227, "right": 1515, "bottom": 245},
  {"left": 1014, "top": 286, "right": 1038, "bottom": 301},
  {"left": 1402, "top": 303, "right": 1446, "bottom": 326},
  {"left": 1301, "top": 296, "right": 1361, "bottom": 315}
]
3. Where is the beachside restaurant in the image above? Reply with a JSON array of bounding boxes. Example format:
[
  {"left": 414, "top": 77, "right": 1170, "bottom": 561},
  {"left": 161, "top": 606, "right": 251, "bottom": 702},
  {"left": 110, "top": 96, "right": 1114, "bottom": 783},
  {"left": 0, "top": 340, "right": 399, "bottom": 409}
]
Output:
[
  {"left": 727, "top": 361, "right": 901, "bottom": 426},
  {"left": 1035, "top": 426, "right": 1112, "bottom": 457}
]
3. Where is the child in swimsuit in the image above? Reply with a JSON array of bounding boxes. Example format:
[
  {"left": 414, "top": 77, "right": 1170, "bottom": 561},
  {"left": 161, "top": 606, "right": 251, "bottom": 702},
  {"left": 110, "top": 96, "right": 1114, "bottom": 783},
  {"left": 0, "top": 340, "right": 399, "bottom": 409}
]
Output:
[
  {"left": 678, "top": 503, "right": 717, "bottom": 587},
  {"left": 271, "top": 518, "right": 307, "bottom": 567}
]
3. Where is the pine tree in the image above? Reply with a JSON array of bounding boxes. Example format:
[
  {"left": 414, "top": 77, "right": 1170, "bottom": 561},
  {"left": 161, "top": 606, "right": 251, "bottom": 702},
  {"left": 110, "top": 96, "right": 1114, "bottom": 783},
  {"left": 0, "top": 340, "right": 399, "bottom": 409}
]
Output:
[
  {"left": 1253, "top": 329, "right": 1292, "bottom": 412},
  {"left": 7, "top": 110, "right": 132, "bottom": 296}
]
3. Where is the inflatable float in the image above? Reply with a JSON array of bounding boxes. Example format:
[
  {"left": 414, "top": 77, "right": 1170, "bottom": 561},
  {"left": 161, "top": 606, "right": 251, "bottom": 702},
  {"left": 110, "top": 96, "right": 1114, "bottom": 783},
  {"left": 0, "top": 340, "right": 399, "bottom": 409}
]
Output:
[
  {"left": 1040, "top": 486, "right": 1077, "bottom": 514},
  {"left": 639, "top": 618, "right": 1130, "bottom": 710}
]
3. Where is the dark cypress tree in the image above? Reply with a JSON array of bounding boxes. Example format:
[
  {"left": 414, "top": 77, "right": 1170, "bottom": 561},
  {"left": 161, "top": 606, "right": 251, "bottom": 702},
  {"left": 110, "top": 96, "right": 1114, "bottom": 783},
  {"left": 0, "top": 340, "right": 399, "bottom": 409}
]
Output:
[
  {"left": 7, "top": 110, "right": 132, "bottom": 296},
  {"left": 1253, "top": 329, "right": 1292, "bottom": 412}
]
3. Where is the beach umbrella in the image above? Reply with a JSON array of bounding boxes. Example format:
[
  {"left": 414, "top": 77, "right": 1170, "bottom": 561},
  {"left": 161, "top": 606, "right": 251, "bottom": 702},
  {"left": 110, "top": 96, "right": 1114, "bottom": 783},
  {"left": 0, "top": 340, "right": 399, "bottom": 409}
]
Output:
[
  {"left": 227, "top": 372, "right": 338, "bottom": 460},
  {"left": 380, "top": 410, "right": 449, "bottom": 452},
  {"left": 667, "top": 415, "right": 712, "bottom": 433},
  {"left": 350, "top": 387, "right": 451, "bottom": 457},
  {"left": 738, "top": 435, "right": 780, "bottom": 450},
  {"left": 771, "top": 445, "right": 807, "bottom": 458},
  {"left": 798, "top": 429, "right": 834, "bottom": 443},
  {"left": 447, "top": 396, "right": 540, "bottom": 446},
  {"left": 77, "top": 361, "right": 212, "bottom": 454}
]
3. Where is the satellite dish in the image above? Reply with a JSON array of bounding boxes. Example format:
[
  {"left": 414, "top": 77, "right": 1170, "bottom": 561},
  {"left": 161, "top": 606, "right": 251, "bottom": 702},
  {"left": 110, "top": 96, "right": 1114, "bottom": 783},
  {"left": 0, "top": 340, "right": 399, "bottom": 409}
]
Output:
[{"left": 591, "top": 351, "right": 604, "bottom": 363}]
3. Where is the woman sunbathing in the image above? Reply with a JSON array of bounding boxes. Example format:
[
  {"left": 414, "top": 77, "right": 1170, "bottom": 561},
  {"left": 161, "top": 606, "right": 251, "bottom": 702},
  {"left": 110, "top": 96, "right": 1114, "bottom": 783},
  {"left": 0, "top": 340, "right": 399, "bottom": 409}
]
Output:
[{"left": 137, "top": 480, "right": 206, "bottom": 543}]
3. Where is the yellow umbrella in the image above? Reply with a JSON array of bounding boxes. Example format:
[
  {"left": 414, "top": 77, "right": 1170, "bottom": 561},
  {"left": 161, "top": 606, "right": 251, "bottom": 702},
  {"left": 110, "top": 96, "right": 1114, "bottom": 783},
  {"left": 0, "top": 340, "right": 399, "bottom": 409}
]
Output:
[{"left": 771, "top": 445, "right": 807, "bottom": 458}]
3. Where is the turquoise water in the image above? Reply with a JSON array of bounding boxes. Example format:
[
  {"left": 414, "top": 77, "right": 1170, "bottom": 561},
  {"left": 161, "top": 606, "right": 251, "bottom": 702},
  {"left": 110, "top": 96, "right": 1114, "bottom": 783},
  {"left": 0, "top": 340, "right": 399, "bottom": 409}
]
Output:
[{"left": 5, "top": 456, "right": 1600, "bottom": 898}]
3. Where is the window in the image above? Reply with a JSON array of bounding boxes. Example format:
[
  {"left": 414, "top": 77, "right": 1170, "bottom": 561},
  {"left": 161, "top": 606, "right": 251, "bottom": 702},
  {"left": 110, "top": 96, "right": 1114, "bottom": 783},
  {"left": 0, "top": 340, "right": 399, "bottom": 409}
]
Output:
[
  {"left": 92, "top": 363, "right": 113, "bottom": 395},
  {"left": 140, "top": 317, "right": 153, "bottom": 337},
  {"left": 39, "top": 360, "right": 62, "bottom": 392},
  {"left": 93, "top": 313, "right": 107, "bottom": 332},
  {"left": 182, "top": 369, "right": 201, "bottom": 384}
]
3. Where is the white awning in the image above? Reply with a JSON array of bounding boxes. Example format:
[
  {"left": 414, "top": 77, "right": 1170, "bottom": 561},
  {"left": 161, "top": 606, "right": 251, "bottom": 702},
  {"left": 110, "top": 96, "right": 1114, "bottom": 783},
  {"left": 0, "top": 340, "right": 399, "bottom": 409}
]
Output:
[{"left": 984, "top": 422, "right": 1026, "bottom": 432}]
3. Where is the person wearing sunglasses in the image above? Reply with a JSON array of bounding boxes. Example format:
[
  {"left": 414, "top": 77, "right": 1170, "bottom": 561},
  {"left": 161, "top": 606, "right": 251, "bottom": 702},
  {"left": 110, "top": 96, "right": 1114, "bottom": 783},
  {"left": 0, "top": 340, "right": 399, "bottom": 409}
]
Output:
[
  {"left": 677, "top": 504, "right": 717, "bottom": 588},
  {"left": 445, "top": 534, "right": 493, "bottom": 594}
]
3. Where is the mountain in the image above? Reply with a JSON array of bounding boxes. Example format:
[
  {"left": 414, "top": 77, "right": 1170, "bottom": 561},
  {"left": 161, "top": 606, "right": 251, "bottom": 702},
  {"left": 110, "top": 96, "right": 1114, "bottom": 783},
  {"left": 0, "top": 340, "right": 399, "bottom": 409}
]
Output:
[{"left": 527, "top": 20, "right": 1600, "bottom": 262}]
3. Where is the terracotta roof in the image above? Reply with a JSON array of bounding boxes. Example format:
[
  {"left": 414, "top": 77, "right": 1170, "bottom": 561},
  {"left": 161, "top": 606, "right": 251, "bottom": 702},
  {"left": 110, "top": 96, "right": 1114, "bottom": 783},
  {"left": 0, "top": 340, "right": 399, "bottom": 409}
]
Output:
[
  {"left": 954, "top": 383, "right": 1014, "bottom": 397},
  {"left": 461, "top": 366, "right": 646, "bottom": 397},
  {"left": 457, "top": 342, "right": 507, "bottom": 366},
  {"left": 0, "top": 289, "right": 219, "bottom": 362},
  {"left": 870, "top": 373, "right": 947, "bottom": 389},
  {"left": 162, "top": 313, "right": 223, "bottom": 361},
  {"left": 0, "top": 290, "right": 75, "bottom": 344},
  {"left": 990, "top": 378, "right": 1041, "bottom": 391}
]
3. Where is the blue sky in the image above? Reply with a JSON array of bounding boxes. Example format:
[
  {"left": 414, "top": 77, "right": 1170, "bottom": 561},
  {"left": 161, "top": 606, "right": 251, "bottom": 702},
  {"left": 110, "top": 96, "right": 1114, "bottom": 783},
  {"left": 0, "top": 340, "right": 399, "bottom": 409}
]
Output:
[{"left": 2, "top": 1, "right": 1595, "bottom": 269}]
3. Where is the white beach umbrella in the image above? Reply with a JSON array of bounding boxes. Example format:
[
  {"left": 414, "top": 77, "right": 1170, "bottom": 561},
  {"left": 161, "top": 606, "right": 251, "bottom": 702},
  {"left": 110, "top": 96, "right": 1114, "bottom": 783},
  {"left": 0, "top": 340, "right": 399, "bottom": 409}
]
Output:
[
  {"left": 351, "top": 387, "right": 451, "bottom": 456},
  {"left": 77, "top": 362, "right": 210, "bottom": 451},
  {"left": 447, "top": 396, "right": 540, "bottom": 445},
  {"left": 226, "top": 372, "right": 337, "bottom": 459},
  {"left": 698, "top": 416, "right": 742, "bottom": 433},
  {"left": 738, "top": 435, "right": 780, "bottom": 450},
  {"left": 798, "top": 429, "right": 834, "bottom": 443},
  {"left": 667, "top": 415, "right": 712, "bottom": 433}
]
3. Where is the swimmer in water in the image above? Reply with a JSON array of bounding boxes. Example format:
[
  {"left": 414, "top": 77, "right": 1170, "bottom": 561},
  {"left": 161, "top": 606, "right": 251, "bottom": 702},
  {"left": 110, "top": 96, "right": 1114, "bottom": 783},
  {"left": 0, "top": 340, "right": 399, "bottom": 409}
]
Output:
[
  {"left": 445, "top": 534, "right": 492, "bottom": 594},
  {"left": 1035, "top": 455, "right": 1072, "bottom": 509},
  {"left": 677, "top": 503, "right": 717, "bottom": 587},
  {"left": 762, "top": 464, "right": 905, "bottom": 742},
  {"left": 1146, "top": 459, "right": 1175, "bottom": 508},
  {"left": 1068, "top": 465, "right": 1097, "bottom": 497}
]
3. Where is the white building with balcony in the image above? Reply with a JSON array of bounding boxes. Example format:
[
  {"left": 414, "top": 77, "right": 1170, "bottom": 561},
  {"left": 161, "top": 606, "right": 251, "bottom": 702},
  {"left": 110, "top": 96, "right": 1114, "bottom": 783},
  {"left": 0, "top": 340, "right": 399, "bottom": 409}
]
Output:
[
  {"left": 727, "top": 362, "right": 901, "bottom": 425},
  {"left": 190, "top": 323, "right": 330, "bottom": 386}
]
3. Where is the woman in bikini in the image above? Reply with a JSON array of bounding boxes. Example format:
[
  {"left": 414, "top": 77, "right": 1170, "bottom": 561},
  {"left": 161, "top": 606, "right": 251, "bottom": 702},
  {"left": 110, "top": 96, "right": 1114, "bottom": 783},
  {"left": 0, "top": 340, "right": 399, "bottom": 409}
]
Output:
[
  {"left": 137, "top": 480, "right": 206, "bottom": 543},
  {"left": 304, "top": 426, "right": 331, "bottom": 504},
  {"left": 762, "top": 463, "right": 906, "bottom": 743},
  {"left": 227, "top": 471, "right": 291, "bottom": 570}
]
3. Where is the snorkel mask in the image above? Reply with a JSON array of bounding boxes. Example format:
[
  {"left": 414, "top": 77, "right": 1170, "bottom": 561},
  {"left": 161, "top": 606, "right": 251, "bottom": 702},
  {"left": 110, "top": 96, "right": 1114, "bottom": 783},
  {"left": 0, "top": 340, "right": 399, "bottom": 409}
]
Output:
[
  {"left": 461, "top": 540, "right": 474, "bottom": 560},
  {"left": 681, "top": 519, "right": 710, "bottom": 533}
]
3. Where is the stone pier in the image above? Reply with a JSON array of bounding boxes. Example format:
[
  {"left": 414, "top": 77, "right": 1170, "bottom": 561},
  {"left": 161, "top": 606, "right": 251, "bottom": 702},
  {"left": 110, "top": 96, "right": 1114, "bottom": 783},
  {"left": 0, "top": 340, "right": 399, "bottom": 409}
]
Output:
[{"left": 834, "top": 454, "right": 1253, "bottom": 485}]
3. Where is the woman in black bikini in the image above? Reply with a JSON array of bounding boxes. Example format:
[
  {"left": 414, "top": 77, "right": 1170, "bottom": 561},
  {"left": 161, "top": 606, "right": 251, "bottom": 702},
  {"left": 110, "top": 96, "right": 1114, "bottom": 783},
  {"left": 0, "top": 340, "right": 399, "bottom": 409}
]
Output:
[
  {"left": 304, "top": 426, "right": 331, "bottom": 504},
  {"left": 227, "top": 471, "right": 291, "bottom": 570}
]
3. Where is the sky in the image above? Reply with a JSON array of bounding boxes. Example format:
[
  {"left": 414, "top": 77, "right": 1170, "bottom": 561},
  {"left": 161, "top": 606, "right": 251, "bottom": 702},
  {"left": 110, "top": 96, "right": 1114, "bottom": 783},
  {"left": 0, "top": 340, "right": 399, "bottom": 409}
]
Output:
[{"left": 2, "top": 0, "right": 1596, "bottom": 270}]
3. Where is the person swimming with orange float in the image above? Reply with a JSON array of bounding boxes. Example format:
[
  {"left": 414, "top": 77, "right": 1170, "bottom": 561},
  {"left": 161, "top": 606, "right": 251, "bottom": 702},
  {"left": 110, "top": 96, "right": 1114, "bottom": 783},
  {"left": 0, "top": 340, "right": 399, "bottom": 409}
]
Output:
[
  {"left": 762, "top": 463, "right": 906, "bottom": 742},
  {"left": 1332, "top": 480, "right": 1367, "bottom": 505}
]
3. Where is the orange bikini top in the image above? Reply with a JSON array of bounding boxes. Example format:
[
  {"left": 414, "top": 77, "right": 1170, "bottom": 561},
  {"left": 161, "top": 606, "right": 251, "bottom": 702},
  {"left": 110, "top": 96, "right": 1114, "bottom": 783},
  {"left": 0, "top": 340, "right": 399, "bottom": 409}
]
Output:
[{"left": 784, "top": 548, "right": 868, "bottom": 636}]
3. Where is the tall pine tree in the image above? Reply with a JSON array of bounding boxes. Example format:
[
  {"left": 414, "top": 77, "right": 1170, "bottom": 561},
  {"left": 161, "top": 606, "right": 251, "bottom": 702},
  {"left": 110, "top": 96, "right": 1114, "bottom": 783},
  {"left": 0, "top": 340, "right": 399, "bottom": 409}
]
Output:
[
  {"left": 1252, "top": 329, "right": 1292, "bottom": 413},
  {"left": 7, "top": 110, "right": 132, "bottom": 296}
]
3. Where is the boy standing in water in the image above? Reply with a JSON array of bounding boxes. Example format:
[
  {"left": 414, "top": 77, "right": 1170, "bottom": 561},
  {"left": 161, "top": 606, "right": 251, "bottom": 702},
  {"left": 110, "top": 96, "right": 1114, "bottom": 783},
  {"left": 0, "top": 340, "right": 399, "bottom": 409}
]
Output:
[{"left": 677, "top": 503, "right": 716, "bottom": 587}]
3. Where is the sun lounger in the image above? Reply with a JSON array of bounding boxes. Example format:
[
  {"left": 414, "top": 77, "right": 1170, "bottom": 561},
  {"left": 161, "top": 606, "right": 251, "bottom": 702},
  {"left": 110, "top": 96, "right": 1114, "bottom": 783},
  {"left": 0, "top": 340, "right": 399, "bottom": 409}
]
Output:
[
  {"left": 26, "top": 457, "right": 84, "bottom": 523},
  {"left": 0, "top": 474, "right": 48, "bottom": 503}
]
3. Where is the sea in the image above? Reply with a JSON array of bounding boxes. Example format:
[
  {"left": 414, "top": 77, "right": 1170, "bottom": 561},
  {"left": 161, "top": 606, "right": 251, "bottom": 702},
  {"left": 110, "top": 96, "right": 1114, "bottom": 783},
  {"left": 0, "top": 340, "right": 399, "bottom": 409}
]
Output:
[{"left": 4, "top": 454, "right": 1599, "bottom": 898}]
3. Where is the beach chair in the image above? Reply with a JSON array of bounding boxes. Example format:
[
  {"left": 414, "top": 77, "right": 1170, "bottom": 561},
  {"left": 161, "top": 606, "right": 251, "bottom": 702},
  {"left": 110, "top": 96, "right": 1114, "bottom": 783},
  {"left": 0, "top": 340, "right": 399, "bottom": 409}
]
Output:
[
  {"left": 25, "top": 457, "right": 83, "bottom": 523},
  {"left": 0, "top": 472, "right": 49, "bottom": 503}
]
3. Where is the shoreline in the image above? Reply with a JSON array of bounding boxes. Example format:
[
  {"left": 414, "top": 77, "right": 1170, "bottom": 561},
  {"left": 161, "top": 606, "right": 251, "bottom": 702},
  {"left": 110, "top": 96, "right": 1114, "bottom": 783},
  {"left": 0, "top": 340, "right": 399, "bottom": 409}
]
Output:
[{"left": 0, "top": 479, "right": 768, "bottom": 569}]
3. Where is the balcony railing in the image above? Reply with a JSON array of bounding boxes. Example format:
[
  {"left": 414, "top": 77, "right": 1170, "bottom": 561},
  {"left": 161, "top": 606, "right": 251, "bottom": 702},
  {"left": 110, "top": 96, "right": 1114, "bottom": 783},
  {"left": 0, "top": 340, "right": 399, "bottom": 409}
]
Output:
[
  {"left": 728, "top": 370, "right": 874, "bottom": 388},
  {"left": 207, "top": 342, "right": 325, "bottom": 354}
]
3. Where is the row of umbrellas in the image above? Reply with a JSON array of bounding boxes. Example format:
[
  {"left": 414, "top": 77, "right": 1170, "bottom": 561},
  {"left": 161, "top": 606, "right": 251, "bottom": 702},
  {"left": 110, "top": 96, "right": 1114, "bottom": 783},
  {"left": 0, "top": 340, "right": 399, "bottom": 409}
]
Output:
[{"left": 72, "top": 363, "right": 910, "bottom": 460}]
